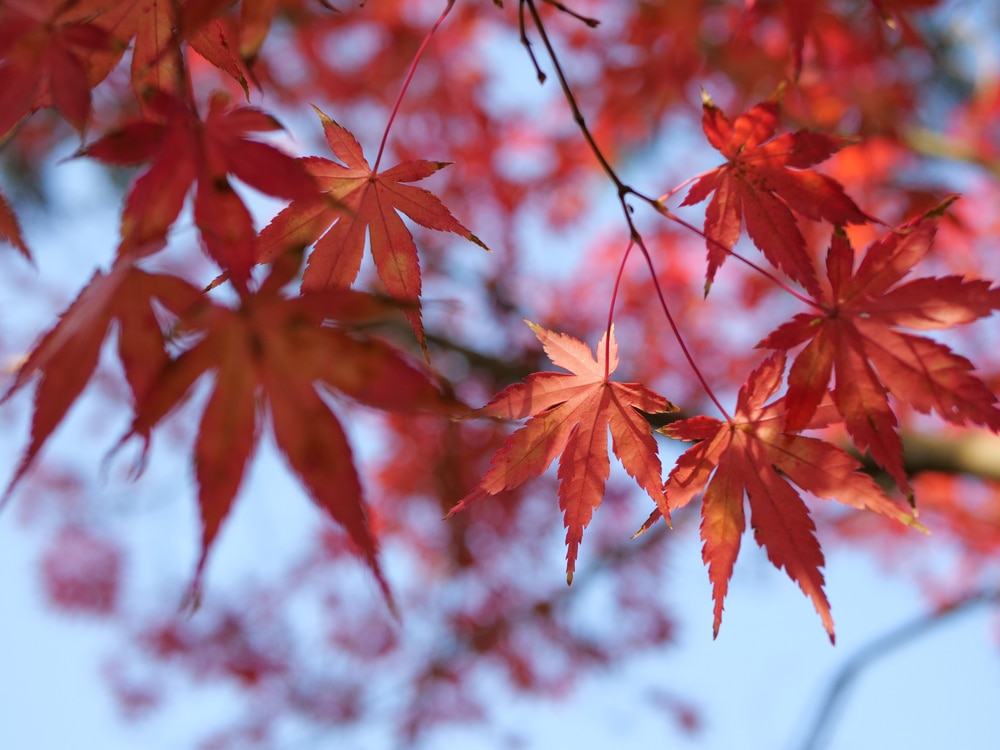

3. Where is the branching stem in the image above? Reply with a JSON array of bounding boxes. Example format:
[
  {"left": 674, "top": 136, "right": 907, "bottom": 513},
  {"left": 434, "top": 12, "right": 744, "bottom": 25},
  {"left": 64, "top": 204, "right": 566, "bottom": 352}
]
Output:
[
  {"left": 653, "top": 206, "right": 821, "bottom": 310},
  {"left": 518, "top": 13, "right": 830, "bottom": 312},
  {"left": 522, "top": 0, "right": 731, "bottom": 420}
]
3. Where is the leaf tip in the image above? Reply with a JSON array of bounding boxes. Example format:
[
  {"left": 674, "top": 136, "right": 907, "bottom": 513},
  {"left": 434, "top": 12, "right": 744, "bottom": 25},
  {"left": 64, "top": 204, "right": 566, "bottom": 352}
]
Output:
[
  {"left": 309, "top": 102, "right": 332, "bottom": 124},
  {"left": 0, "top": 483, "right": 14, "bottom": 513},
  {"left": 447, "top": 486, "right": 487, "bottom": 517},
  {"left": 379, "top": 578, "right": 401, "bottom": 622},
  {"left": 180, "top": 577, "right": 204, "bottom": 616},
  {"left": 769, "top": 80, "right": 788, "bottom": 104},
  {"left": 926, "top": 195, "right": 960, "bottom": 218},
  {"left": 634, "top": 507, "right": 668, "bottom": 537},
  {"left": 469, "top": 232, "right": 492, "bottom": 252}
]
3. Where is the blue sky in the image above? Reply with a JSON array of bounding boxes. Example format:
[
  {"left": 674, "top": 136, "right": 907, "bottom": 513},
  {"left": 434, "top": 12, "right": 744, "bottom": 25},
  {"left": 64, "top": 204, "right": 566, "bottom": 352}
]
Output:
[
  {"left": 2, "top": 5, "right": 1000, "bottom": 748},
  {"left": 2, "top": 487, "right": 998, "bottom": 750}
]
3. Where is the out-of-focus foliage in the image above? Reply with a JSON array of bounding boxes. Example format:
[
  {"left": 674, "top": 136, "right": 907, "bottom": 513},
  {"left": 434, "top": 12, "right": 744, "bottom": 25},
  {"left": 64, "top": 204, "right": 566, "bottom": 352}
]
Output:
[{"left": 2, "top": 1, "right": 1000, "bottom": 748}]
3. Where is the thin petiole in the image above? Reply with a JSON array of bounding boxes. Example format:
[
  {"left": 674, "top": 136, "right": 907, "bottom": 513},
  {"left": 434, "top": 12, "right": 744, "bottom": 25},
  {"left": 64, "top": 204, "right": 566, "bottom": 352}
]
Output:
[{"left": 374, "top": 0, "right": 456, "bottom": 172}]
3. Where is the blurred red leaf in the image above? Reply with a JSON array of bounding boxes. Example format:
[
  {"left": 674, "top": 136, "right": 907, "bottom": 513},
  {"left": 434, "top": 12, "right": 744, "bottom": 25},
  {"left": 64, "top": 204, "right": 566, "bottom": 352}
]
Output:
[
  {"left": 124, "top": 253, "right": 463, "bottom": 605},
  {"left": 41, "top": 527, "right": 122, "bottom": 616},
  {"left": 2, "top": 264, "right": 204, "bottom": 499},
  {"left": 0, "top": 0, "right": 120, "bottom": 136},
  {"left": 0, "top": 189, "right": 31, "bottom": 260},
  {"left": 82, "top": 90, "right": 317, "bottom": 284}
]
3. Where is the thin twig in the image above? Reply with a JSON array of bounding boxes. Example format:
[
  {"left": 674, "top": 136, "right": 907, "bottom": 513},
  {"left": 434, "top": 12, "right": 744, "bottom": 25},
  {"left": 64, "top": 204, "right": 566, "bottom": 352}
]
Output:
[
  {"left": 518, "top": 0, "right": 547, "bottom": 82},
  {"left": 794, "top": 588, "right": 1000, "bottom": 750},
  {"left": 522, "top": 0, "right": 627, "bottom": 192},
  {"left": 521, "top": 0, "right": 731, "bottom": 420},
  {"left": 540, "top": 0, "right": 600, "bottom": 27}
]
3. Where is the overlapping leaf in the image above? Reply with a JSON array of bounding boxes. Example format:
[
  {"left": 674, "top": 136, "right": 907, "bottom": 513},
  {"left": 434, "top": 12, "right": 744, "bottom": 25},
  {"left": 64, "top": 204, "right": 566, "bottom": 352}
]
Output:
[
  {"left": 258, "top": 105, "right": 488, "bottom": 349},
  {"left": 449, "top": 322, "right": 677, "bottom": 583},
  {"left": 758, "top": 205, "right": 1000, "bottom": 497},
  {"left": 2, "top": 262, "right": 204, "bottom": 500},
  {"left": 682, "top": 94, "right": 868, "bottom": 295},
  {"left": 646, "top": 353, "right": 923, "bottom": 641},
  {"left": 82, "top": 90, "right": 317, "bottom": 285},
  {"left": 0, "top": 0, "right": 121, "bottom": 137},
  {"left": 123, "top": 252, "right": 462, "bottom": 604},
  {"left": 94, "top": 0, "right": 251, "bottom": 105}
]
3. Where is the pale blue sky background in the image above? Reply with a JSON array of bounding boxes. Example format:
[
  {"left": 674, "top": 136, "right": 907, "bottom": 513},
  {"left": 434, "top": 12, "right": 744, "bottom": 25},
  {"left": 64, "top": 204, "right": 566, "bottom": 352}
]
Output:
[{"left": 2, "top": 4, "right": 1000, "bottom": 748}]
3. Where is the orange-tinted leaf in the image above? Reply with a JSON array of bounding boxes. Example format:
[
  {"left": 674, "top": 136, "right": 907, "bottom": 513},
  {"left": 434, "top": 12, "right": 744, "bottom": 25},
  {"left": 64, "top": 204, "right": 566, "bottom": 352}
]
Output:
[
  {"left": 681, "top": 96, "right": 867, "bottom": 295},
  {"left": 259, "top": 106, "right": 488, "bottom": 348},
  {"left": 449, "top": 323, "right": 677, "bottom": 583},
  {"left": 124, "top": 258, "right": 460, "bottom": 604},
  {"left": 758, "top": 206, "right": 1000, "bottom": 498},
  {"left": 651, "top": 353, "right": 923, "bottom": 641}
]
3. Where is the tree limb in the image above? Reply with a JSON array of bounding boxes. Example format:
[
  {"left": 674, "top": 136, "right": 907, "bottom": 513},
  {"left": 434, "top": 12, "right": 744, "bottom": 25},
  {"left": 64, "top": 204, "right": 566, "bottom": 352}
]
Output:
[{"left": 793, "top": 587, "right": 1000, "bottom": 750}]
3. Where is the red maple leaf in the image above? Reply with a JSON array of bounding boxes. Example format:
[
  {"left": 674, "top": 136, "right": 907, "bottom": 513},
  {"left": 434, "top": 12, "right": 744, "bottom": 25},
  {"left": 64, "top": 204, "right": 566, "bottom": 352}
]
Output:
[
  {"left": 449, "top": 322, "right": 677, "bottom": 583},
  {"left": 238, "top": 0, "right": 340, "bottom": 65},
  {"left": 2, "top": 262, "right": 204, "bottom": 500},
  {"left": 646, "top": 352, "right": 924, "bottom": 642},
  {"left": 757, "top": 204, "right": 1000, "bottom": 497},
  {"left": 82, "top": 90, "right": 317, "bottom": 285},
  {"left": 783, "top": 0, "right": 820, "bottom": 76},
  {"left": 739, "top": 0, "right": 819, "bottom": 77},
  {"left": 681, "top": 94, "right": 868, "bottom": 295},
  {"left": 0, "top": 0, "right": 121, "bottom": 137},
  {"left": 257, "top": 105, "right": 488, "bottom": 349},
  {"left": 0, "top": 189, "right": 31, "bottom": 260},
  {"left": 122, "top": 251, "right": 462, "bottom": 605},
  {"left": 169, "top": 0, "right": 333, "bottom": 67},
  {"left": 95, "top": 0, "right": 251, "bottom": 105}
]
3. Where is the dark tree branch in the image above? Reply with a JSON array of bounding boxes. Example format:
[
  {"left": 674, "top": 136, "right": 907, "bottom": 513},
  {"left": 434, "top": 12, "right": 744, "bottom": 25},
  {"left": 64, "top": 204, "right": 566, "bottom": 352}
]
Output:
[
  {"left": 862, "top": 430, "right": 1000, "bottom": 483},
  {"left": 793, "top": 587, "right": 1000, "bottom": 750}
]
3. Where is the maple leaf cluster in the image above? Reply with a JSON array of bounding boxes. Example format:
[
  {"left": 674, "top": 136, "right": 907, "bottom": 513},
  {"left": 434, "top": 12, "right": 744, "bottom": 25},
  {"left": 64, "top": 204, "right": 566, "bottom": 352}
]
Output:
[
  {"left": 0, "top": 0, "right": 489, "bottom": 604},
  {"left": 1, "top": 7, "right": 1000, "bottom": 735}
]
